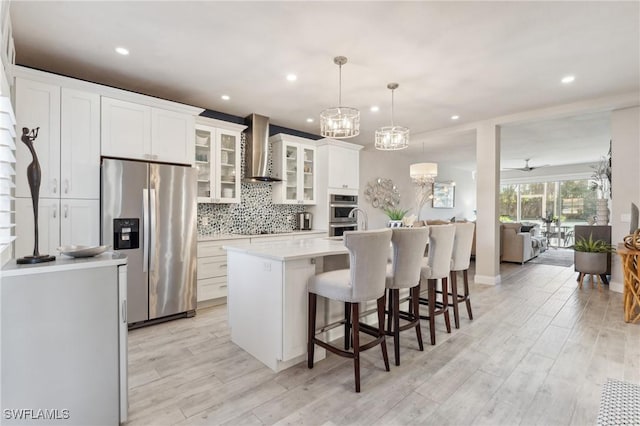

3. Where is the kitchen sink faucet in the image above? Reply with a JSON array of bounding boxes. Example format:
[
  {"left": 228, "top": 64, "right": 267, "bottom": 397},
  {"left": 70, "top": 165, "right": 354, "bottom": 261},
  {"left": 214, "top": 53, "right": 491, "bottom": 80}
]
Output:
[{"left": 348, "top": 208, "right": 368, "bottom": 231}]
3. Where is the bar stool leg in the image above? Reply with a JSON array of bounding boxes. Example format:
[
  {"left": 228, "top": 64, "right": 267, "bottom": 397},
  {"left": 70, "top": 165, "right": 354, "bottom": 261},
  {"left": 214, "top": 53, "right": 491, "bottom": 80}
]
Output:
[
  {"left": 463, "top": 270, "right": 473, "bottom": 320},
  {"left": 392, "top": 288, "right": 400, "bottom": 366},
  {"left": 344, "top": 302, "right": 352, "bottom": 350},
  {"left": 428, "top": 279, "right": 436, "bottom": 345},
  {"left": 442, "top": 277, "right": 452, "bottom": 333},
  {"left": 386, "top": 290, "right": 393, "bottom": 336},
  {"left": 450, "top": 271, "right": 460, "bottom": 329},
  {"left": 308, "top": 293, "right": 317, "bottom": 369},
  {"left": 377, "top": 295, "right": 390, "bottom": 372},
  {"left": 412, "top": 285, "right": 424, "bottom": 351},
  {"left": 352, "top": 303, "right": 361, "bottom": 393}
]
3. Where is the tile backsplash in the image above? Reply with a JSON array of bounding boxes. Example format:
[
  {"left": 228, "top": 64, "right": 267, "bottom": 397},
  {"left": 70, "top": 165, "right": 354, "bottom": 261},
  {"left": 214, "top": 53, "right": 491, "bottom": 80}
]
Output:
[{"left": 197, "top": 133, "right": 306, "bottom": 236}]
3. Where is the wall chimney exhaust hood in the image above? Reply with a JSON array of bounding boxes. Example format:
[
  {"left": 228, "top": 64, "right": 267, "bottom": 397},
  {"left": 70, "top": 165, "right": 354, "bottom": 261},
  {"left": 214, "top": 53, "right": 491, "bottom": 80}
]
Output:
[{"left": 244, "top": 113, "right": 281, "bottom": 182}]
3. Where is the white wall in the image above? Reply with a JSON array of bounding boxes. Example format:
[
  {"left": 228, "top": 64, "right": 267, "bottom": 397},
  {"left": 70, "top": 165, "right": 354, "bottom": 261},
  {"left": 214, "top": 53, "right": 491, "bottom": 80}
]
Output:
[
  {"left": 610, "top": 106, "right": 640, "bottom": 293},
  {"left": 359, "top": 148, "right": 476, "bottom": 229}
]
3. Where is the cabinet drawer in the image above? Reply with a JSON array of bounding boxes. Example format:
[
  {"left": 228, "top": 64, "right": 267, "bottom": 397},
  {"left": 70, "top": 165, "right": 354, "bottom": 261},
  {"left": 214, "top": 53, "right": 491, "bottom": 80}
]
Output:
[
  {"left": 197, "top": 276, "right": 227, "bottom": 301},
  {"left": 198, "top": 238, "right": 249, "bottom": 257},
  {"left": 197, "top": 256, "right": 227, "bottom": 279}
]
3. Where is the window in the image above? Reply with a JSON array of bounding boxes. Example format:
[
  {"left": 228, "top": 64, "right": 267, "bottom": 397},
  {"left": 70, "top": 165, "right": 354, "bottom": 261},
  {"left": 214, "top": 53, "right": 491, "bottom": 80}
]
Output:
[{"left": 0, "top": 96, "right": 16, "bottom": 259}]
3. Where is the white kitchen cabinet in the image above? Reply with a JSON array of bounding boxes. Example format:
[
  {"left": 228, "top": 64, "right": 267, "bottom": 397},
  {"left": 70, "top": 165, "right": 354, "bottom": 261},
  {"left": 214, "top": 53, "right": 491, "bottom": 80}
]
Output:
[
  {"left": 327, "top": 143, "right": 360, "bottom": 191},
  {"left": 271, "top": 134, "right": 316, "bottom": 205},
  {"left": 15, "top": 78, "right": 60, "bottom": 199},
  {"left": 16, "top": 82, "right": 100, "bottom": 200},
  {"left": 151, "top": 107, "right": 194, "bottom": 164},
  {"left": 102, "top": 97, "right": 194, "bottom": 165},
  {"left": 14, "top": 197, "right": 99, "bottom": 258},
  {"left": 59, "top": 199, "right": 100, "bottom": 247},
  {"left": 197, "top": 237, "right": 250, "bottom": 304},
  {"left": 101, "top": 97, "right": 151, "bottom": 161},
  {"left": 195, "top": 118, "right": 245, "bottom": 203},
  {"left": 61, "top": 88, "right": 101, "bottom": 199}
]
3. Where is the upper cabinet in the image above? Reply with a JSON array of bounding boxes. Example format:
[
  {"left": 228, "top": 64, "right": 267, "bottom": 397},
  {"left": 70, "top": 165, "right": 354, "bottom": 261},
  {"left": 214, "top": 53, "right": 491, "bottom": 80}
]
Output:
[
  {"left": 101, "top": 97, "right": 194, "bottom": 165},
  {"left": 195, "top": 117, "right": 245, "bottom": 203},
  {"left": 271, "top": 134, "right": 316, "bottom": 205},
  {"left": 316, "top": 138, "right": 362, "bottom": 196},
  {"left": 15, "top": 79, "right": 100, "bottom": 200}
]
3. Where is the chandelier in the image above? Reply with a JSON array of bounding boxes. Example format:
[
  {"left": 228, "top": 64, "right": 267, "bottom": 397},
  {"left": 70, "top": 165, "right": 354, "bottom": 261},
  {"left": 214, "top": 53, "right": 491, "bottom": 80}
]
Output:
[
  {"left": 375, "top": 82, "right": 409, "bottom": 150},
  {"left": 320, "top": 56, "right": 360, "bottom": 139},
  {"left": 410, "top": 162, "right": 438, "bottom": 184},
  {"left": 410, "top": 162, "right": 438, "bottom": 220}
]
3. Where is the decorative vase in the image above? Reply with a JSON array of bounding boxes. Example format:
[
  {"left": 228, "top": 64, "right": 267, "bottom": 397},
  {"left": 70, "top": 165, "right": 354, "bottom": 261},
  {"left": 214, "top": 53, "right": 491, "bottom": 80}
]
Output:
[
  {"left": 388, "top": 220, "right": 403, "bottom": 228},
  {"left": 595, "top": 198, "right": 609, "bottom": 225}
]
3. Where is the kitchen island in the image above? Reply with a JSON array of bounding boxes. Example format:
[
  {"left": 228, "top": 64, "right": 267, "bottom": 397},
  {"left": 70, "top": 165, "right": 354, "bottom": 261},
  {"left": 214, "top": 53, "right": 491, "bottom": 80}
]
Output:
[
  {"left": 1, "top": 253, "right": 128, "bottom": 425},
  {"left": 224, "top": 237, "right": 349, "bottom": 372}
]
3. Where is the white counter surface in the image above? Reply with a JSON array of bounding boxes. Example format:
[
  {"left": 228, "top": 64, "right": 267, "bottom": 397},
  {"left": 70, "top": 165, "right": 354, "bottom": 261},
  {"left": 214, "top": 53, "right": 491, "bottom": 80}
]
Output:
[
  {"left": 224, "top": 237, "right": 347, "bottom": 261},
  {"left": 1, "top": 252, "right": 128, "bottom": 277},
  {"left": 198, "top": 230, "right": 326, "bottom": 242}
]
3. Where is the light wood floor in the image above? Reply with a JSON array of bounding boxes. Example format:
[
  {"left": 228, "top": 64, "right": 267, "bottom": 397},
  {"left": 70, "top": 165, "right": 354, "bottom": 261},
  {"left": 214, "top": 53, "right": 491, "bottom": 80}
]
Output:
[{"left": 126, "top": 262, "right": 640, "bottom": 426}]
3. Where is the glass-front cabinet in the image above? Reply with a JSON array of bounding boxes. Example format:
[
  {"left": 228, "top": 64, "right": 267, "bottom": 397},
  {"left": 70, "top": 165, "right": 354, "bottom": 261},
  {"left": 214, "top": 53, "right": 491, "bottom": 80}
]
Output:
[
  {"left": 271, "top": 134, "right": 316, "bottom": 205},
  {"left": 195, "top": 118, "right": 246, "bottom": 203}
]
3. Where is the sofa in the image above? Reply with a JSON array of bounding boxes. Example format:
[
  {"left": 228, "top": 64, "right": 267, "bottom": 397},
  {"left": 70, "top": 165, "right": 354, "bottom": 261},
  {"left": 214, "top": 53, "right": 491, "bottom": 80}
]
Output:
[{"left": 501, "top": 222, "right": 543, "bottom": 264}]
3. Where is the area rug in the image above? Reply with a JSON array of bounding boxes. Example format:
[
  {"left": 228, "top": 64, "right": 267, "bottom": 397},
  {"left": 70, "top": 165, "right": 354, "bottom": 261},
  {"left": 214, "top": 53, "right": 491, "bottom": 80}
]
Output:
[
  {"left": 527, "top": 249, "right": 574, "bottom": 267},
  {"left": 597, "top": 378, "right": 640, "bottom": 425}
]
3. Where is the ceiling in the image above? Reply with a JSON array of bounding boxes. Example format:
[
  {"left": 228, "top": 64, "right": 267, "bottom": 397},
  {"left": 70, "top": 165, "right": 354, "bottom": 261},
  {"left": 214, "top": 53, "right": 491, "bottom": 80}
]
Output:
[{"left": 10, "top": 1, "right": 639, "bottom": 169}]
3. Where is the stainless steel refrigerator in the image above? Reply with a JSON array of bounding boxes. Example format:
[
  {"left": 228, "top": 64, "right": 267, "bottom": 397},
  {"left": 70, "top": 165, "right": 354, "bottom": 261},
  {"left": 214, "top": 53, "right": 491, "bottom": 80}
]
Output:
[{"left": 101, "top": 158, "right": 197, "bottom": 325}]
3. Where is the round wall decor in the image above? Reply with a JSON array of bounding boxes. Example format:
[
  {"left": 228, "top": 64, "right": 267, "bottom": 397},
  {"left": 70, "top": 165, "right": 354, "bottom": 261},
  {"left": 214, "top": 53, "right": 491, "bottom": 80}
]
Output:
[{"left": 364, "top": 178, "right": 400, "bottom": 209}]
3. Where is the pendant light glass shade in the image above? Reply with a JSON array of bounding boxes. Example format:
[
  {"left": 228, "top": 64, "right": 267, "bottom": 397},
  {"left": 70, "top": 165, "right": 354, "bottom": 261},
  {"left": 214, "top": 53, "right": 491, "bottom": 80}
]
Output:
[
  {"left": 320, "top": 56, "right": 360, "bottom": 139},
  {"left": 375, "top": 82, "right": 409, "bottom": 150}
]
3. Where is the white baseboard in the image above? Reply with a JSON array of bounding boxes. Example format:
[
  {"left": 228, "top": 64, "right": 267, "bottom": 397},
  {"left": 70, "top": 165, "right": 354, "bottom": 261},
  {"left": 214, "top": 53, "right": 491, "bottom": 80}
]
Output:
[
  {"left": 475, "top": 274, "right": 502, "bottom": 285},
  {"left": 609, "top": 280, "right": 623, "bottom": 293}
]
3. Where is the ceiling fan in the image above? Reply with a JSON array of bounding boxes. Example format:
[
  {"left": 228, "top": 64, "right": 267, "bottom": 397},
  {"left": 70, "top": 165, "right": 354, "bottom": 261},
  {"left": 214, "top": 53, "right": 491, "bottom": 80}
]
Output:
[{"left": 505, "top": 158, "right": 550, "bottom": 172}]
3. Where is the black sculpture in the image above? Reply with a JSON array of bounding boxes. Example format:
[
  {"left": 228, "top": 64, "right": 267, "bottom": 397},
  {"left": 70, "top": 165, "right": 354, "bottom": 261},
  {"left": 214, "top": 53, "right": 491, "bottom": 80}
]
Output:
[{"left": 17, "top": 127, "right": 55, "bottom": 264}]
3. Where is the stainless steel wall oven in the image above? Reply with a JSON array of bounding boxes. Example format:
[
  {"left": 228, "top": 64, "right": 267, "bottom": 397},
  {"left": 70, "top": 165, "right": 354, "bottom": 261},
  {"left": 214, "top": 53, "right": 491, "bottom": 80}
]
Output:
[{"left": 329, "top": 194, "right": 358, "bottom": 236}]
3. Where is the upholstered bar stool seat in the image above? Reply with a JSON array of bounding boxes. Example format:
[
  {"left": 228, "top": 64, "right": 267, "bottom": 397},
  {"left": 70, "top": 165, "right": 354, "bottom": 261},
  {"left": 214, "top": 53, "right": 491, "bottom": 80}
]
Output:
[
  {"left": 308, "top": 229, "right": 392, "bottom": 393},
  {"left": 418, "top": 224, "right": 456, "bottom": 345}
]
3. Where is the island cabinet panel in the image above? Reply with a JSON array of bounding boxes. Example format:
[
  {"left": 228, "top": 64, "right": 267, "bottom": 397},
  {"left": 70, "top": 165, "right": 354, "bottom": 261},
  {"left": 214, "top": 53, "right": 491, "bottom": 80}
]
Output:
[{"left": 282, "top": 258, "right": 317, "bottom": 360}]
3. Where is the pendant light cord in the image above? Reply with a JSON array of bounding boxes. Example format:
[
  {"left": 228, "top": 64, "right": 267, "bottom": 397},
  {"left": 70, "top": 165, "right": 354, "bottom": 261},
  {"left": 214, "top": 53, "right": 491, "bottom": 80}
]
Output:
[
  {"left": 391, "top": 88, "right": 395, "bottom": 127},
  {"left": 338, "top": 63, "right": 342, "bottom": 106}
]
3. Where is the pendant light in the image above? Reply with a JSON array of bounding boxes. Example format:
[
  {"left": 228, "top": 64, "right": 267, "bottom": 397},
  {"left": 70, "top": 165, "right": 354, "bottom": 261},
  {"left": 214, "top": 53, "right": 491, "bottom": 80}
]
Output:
[
  {"left": 375, "top": 82, "right": 409, "bottom": 150},
  {"left": 320, "top": 56, "right": 360, "bottom": 139}
]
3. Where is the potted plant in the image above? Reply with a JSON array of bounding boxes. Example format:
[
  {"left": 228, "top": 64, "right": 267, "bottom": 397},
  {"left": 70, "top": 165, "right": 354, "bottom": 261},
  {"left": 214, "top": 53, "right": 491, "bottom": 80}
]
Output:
[
  {"left": 573, "top": 234, "right": 615, "bottom": 282},
  {"left": 383, "top": 207, "right": 409, "bottom": 228}
]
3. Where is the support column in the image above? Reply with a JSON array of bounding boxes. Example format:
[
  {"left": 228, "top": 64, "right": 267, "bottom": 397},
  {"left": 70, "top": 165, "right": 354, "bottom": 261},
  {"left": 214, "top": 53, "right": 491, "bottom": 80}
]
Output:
[
  {"left": 475, "top": 122, "right": 501, "bottom": 285},
  {"left": 610, "top": 106, "right": 640, "bottom": 293}
]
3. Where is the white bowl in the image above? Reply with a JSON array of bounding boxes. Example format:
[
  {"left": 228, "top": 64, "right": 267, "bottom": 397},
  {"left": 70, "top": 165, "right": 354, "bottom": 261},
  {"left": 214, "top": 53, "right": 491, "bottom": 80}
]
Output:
[{"left": 58, "top": 245, "right": 111, "bottom": 258}]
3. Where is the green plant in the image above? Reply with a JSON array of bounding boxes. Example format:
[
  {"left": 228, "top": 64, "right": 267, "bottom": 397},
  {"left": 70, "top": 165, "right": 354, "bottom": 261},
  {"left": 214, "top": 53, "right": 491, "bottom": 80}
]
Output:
[
  {"left": 383, "top": 207, "right": 409, "bottom": 220},
  {"left": 572, "top": 234, "right": 616, "bottom": 253}
]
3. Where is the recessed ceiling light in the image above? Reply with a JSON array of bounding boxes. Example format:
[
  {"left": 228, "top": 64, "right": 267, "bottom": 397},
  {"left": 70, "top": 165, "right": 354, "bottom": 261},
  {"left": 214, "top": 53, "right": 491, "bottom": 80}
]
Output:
[
  {"left": 561, "top": 75, "right": 575, "bottom": 84},
  {"left": 306, "top": 118, "right": 314, "bottom": 123},
  {"left": 370, "top": 106, "right": 379, "bottom": 112},
  {"left": 286, "top": 74, "right": 297, "bottom": 82},
  {"left": 221, "top": 95, "right": 230, "bottom": 101},
  {"left": 451, "top": 115, "right": 460, "bottom": 120},
  {"left": 115, "top": 47, "right": 129, "bottom": 56}
]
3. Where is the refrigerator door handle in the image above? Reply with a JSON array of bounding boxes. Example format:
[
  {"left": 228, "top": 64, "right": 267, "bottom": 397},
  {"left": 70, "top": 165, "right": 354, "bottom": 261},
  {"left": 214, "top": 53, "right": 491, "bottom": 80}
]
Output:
[
  {"left": 143, "top": 188, "right": 149, "bottom": 273},
  {"left": 149, "top": 188, "right": 157, "bottom": 272}
]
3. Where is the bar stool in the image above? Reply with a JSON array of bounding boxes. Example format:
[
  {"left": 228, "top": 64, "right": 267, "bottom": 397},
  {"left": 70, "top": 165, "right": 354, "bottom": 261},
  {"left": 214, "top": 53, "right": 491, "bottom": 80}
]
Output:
[
  {"left": 307, "top": 229, "right": 392, "bottom": 393},
  {"left": 385, "top": 227, "right": 430, "bottom": 366},
  {"left": 418, "top": 224, "right": 456, "bottom": 345},
  {"left": 449, "top": 222, "right": 475, "bottom": 329}
]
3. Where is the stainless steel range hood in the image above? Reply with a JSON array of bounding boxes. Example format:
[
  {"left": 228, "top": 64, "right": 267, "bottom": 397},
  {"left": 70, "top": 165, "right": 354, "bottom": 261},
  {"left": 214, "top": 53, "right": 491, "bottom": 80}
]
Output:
[{"left": 244, "top": 113, "right": 281, "bottom": 182}]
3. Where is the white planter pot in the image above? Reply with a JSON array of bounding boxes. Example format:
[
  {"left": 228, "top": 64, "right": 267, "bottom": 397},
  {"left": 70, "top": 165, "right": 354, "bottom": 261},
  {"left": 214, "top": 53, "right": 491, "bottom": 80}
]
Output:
[{"left": 388, "top": 220, "right": 403, "bottom": 228}]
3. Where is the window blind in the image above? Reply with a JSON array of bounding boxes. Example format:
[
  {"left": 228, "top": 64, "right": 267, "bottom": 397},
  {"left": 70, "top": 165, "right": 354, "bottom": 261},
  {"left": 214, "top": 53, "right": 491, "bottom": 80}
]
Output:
[{"left": 0, "top": 96, "right": 16, "bottom": 254}]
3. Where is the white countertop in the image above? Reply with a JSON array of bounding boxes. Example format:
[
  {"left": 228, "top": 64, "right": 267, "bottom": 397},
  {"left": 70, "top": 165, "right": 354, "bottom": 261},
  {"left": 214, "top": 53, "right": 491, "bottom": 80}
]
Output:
[
  {"left": 1, "top": 252, "right": 128, "bottom": 277},
  {"left": 224, "top": 237, "right": 347, "bottom": 261},
  {"left": 198, "top": 230, "right": 327, "bottom": 242}
]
